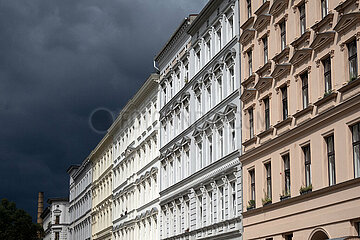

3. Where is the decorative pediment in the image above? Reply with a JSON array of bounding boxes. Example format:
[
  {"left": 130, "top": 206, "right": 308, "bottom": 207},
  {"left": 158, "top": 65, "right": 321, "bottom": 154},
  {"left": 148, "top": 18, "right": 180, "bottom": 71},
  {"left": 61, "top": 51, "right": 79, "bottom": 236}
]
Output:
[
  {"left": 335, "top": 0, "right": 360, "bottom": 14},
  {"left": 224, "top": 49, "right": 236, "bottom": 67},
  {"left": 310, "top": 31, "right": 336, "bottom": 51},
  {"left": 242, "top": 74, "right": 256, "bottom": 88},
  {"left": 240, "top": 16, "right": 255, "bottom": 30},
  {"left": 311, "top": 13, "right": 335, "bottom": 33},
  {"left": 255, "top": 1, "right": 270, "bottom": 16},
  {"left": 240, "top": 88, "right": 256, "bottom": 103},
  {"left": 256, "top": 62, "right": 272, "bottom": 77},
  {"left": 240, "top": 28, "right": 256, "bottom": 45},
  {"left": 272, "top": 47, "right": 290, "bottom": 63},
  {"left": 224, "top": 103, "right": 237, "bottom": 115},
  {"left": 253, "top": 14, "right": 271, "bottom": 31},
  {"left": 334, "top": 12, "right": 360, "bottom": 33},
  {"left": 289, "top": 48, "right": 313, "bottom": 66},
  {"left": 255, "top": 77, "right": 273, "bottom": 91},
  {"left": 269, "top": 0, "right": 289, "bottom": 17},
  {"left": 291, "top": 30, "right": 311, "bottom": 49},
  {"left": 271, "top": 63, "right": 291, "bottom": 80}
]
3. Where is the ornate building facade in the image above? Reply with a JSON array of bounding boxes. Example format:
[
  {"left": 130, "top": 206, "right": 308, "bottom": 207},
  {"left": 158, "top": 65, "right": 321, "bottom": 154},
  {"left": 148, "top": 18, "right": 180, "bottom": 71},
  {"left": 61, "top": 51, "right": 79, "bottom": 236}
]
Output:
[
  {"left": 41, "top": 198, "right": 69, "bottom": 240},
  {"left": 111, "top": 73, "right": 160, "bottom": 240},
  {"left": 239, "top": 0, "right": 360, "bottom": 239},
  {"left": 68, "top": 157, "right": 92, "bottom": 240},
  {"left": 155, "top": 0, "right": 243, "bottom": 239},
  {"left": 91, "top": 135, "right": 113, "bottom": 240}
]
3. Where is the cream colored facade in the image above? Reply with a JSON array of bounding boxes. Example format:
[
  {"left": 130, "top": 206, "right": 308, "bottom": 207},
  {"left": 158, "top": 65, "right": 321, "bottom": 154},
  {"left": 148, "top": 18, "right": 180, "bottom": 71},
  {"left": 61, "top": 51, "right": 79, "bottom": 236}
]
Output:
[
  {"left": 239, "top": 0, "right": 360, "bottom": 239},
  {"left": 111, "top": 74, "right": 160, "bottom": 240},
  {"left": 91, "top": 135, "right": 113, "bottom": 240}
]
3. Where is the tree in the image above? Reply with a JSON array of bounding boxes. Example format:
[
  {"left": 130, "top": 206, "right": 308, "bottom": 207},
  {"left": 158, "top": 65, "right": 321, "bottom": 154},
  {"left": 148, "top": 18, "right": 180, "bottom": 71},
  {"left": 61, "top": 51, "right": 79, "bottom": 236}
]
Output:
[{"left": 0, "top": 198, "right": 43, "bottom": 240}]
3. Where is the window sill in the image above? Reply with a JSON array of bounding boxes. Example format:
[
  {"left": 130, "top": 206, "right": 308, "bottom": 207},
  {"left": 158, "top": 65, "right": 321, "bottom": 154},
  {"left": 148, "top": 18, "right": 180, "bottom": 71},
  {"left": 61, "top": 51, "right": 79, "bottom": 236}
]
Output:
[
  {"left": 293, "top": 104, "right": 314, "bottom": 126},
  {"left": 258, "top": 127, "right": 274, "bottom": 144},
  {"left": 274, "top": 116, "right": 293, "bottom": 136},
  {"left": 338, "top": 77, "right": 360, "bottom": 102},
  {"left": 314, "top": 91, "right": 338, "bottom": 114}
]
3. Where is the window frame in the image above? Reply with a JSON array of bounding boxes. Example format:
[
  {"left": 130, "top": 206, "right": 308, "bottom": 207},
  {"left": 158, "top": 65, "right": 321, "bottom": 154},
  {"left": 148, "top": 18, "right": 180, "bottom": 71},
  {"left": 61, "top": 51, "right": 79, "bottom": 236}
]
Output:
[
  {"left": 281, "top": 86, "right": 288, "bottom": 120},
  {"left": 299, "top": 3, "right": 306, "bottom": 35},
  {"left": 264, "top": 97, "right": 270, "bottom": 130},
  {"left": 321, "top": 0, "right": 328, "bottom": 19},
  {"left": 301, "top": 72, "right": 309, "bottom": 109},
  {"left": 352, "top": 123, "right": 360, "bottom": 178},
  {"left": 323, "top": 57, "right": 332, "bottom": 93},
  {"left": 265, "top": 162, "right": 272, "bottom": 199},
  {"left": 348, "top": 40, "right": 358, "bottom": 80},
  {"left": 247, "top": 50, "right": 253, "bottom": 76},
  {"left": 280, "top": 20, "right": 286, "bottom": 51},
  {"left": 247, "top": 0, "right": 252, "bottom": 19},
  {"left": 302, "top": 145, "right": 312, "bottom": 187},
  {"left": 283, "top": 154, "right": 291, "bottom": 195},
  {"left": 263, "top": 36, "right": 268, "bottom": 64},
  {"left": 249, "top": 108, "right": 254, "bottom": 138},
  {"left": 326, "top": 135, "right": 336, "bottom": 186}
]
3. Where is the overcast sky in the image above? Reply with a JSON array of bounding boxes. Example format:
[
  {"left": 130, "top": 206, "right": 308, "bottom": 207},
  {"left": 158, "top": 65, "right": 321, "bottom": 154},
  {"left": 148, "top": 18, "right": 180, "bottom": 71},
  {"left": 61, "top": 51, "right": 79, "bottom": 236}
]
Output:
[{"left": 0, "top": 0, "right": 207, "bottom": 221}]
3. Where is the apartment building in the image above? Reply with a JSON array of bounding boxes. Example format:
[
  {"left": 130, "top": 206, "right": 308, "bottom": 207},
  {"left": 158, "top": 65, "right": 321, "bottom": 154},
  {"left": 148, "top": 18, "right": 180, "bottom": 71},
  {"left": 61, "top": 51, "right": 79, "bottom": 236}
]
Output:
[
  {"left": 155, "top": 0, "right": 243, "bottom": 239},
  {"left": 111, "top": 73, "right": 160, "bottom": 240},
  {"left": 68, "top": 157, "right": 92, "bottom": 240},
  {"left": 239, "top": 0, "right": 360, "bottom": 239},
  {"left": 41, "top": 198, "right": 69, "bottom": 240},
  {"left": 91, "top": 135, "right": 113, "bottom": 240}
]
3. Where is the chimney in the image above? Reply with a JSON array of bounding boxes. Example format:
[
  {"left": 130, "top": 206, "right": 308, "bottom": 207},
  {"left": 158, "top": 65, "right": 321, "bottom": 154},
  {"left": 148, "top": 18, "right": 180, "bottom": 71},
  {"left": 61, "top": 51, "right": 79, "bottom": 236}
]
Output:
[{"left": 37, "top": 192, "right": 44, "bottom": 225}]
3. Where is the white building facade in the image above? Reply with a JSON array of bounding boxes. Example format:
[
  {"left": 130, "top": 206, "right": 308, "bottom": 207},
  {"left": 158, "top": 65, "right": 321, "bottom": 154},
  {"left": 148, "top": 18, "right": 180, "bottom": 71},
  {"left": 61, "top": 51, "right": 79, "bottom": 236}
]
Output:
[
  {"left": 91, "top": 135, "right": 113, "bottom": 240},
  {"left": 111, "top": 73, "right": 160, "bottom": 240},
  {"left": 155, "top": 0, "right": 243, "bottom": 239},
  {"left": 68, "top": 158, "right": 92, "bottom": 240},
  {"left": 41, "top": 198, "right": 70, "bottom": 240}
]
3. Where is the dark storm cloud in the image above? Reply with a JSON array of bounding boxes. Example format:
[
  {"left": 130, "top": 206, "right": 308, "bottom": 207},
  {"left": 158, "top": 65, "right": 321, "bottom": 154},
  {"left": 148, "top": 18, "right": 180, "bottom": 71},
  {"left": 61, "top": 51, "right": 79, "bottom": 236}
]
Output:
[{"left": 0, "top": 0, "right": 207, "bottom": 220}]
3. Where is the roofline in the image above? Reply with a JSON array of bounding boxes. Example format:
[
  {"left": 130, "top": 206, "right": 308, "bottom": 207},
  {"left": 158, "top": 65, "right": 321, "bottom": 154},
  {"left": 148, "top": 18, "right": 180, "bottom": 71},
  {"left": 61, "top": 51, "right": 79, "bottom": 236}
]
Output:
[
  {"left": 66, "top": 165, "right": 80, "bottom": 174},
  {"left": 187, "top": 0, "right": 223, "bottom": 36},
  {"left": 47, "top": 198, "right": 69, "bottom": 204}
]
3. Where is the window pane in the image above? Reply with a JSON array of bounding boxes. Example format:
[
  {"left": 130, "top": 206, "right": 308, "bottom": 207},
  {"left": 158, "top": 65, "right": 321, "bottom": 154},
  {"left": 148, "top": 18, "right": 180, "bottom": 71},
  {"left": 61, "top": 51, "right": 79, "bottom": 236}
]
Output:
[
  {"left": 353, "top": 124, "right": 360, "bottom": 142},
  {"left": 354, "top": 144, "right": 360, "bottom": 178}
]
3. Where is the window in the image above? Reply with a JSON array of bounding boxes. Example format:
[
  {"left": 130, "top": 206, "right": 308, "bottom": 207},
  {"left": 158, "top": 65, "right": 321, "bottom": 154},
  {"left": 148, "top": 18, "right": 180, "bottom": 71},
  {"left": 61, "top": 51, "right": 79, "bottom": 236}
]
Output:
[
  {"left": 196, "top": 51, "right": 201, "bottom": 71},
  {"left": 55, "top": 232, "right": 60, "bottom": 240},
  {"left": 230, "top": 67, "right": 235, "bottom": 92},
  {"left": 208, "top": 191, "right": 213, "bottom": 223},
  {"left": 299, "top": 3, "right": 306, "bottom": 35},
  {"left": 280, "top": 21, "right": 286, "bottom": 51},
  {"left": 323, "top": 57, "right": 332, "bottom": 93},
  {"left": 303, "top": 145, "right": 311, "bottom": 187},
  {"left": 228, "top": 17, "right": 234, "bottom": 39},
  {"left": 217, "top": 29, "right": 222, "bottom": 51},
  {"left": 301, "top": 72, "right": 309, "bottom": 109},
  {"left": 281, "top": 86, "right": 288, "bottom": 120},
  {"left": 55, "top": 215, "right": 60, "bottom": 224},
  {"left": 207, "top": 85, "right": 211, "bottom": 110},
  {"left": 326, "top": 135, "right": 336, "bottom": 186},
  {"left": 249, "top": 169, "right": 255, "bottom": 203},
  {"left": 230, "top": 120, "right": 236, "bottom": 150},
  {"left": 249, "top": 108, "right": 254, "bottom": 138},
  {"left": 247, "top": 0, "right": 252, "bottom": 19},
  {"left": 231, "top": 181, "right": 236, "bottom": 217},
  {"left": 248, "top": 50, "right": 253, "bottom": 76},
  {"left": 321, "top": 0, "right": 328, "bottom": 19},
  {"left": 352, "top": 123, "right": 360, "bottom": 178},
  {"left": 206, "top": 41, "right": 211, "bottom": 62},
  {"left": 263, "top": 36, "right": 268, "bottom": 64},
  {"left": 348, "top": 40, "right": 358, "bottom": 80},
  {"left": 265, "top": 163, "right": 272, "bottom": 199},
  {"left": 285, "top": 233, "right": 293, "bottom": 240},
  {"left": 218, "top": 77, "right": 223, "bottom": 102},
  {"left": 283, "top": 154, "right": 291, "bottom": 195},
  {"left": 357, "top": 222, "right": 360, "bottom": 237},
  {"left": 198, "top": 195, "right": 203, "bottom": 227},
  {"left": 219, "top": 186, "right": 225, "bottom": 220},
  {"left": 198, "top": 141, "right": 203, "bottom": 169},
  {"left": 162, "top": 87, "right": 167, "bottom": 105},
  {"left": 208, "top": 135, "right": 213, "bottom": 163},
  {"left": 264, "top": 97, "right": 270, "bottom": 130},
  {"left": 219, "top": 128, "right": 224, "bottom": 158}
]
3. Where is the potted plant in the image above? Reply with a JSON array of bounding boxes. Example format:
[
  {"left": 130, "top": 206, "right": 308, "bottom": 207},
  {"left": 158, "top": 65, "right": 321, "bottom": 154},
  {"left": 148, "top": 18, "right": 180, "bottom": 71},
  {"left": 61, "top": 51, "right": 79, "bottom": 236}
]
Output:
[
  {"left": 299, "top": 184, "right": 312, "bottom": 195},
  {"left": 262, "top": 195, "right": 272, "bottom": 206},
  {"left": 247, "top": 200, "right": 255, "bottom": 210},
  {"left": 279, "top": 190, "right": 291, "bottom": 201},
  {"left": 323, "top": 90, "right": 332, "bottom": 97}
]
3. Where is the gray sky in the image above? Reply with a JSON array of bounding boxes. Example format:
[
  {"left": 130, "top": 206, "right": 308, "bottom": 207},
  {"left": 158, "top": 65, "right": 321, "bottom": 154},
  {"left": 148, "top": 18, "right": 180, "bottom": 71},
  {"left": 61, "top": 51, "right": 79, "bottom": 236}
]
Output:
[{"left": 0, "top": 0, "right": 207, "bottom": 220}]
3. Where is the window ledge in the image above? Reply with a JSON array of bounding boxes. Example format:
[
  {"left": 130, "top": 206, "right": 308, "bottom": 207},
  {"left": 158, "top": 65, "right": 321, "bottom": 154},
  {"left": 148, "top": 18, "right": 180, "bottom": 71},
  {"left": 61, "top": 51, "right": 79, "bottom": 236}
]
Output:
[
  {"left": 293, "top": 104, "right": 314, "bottom": 126},
  {"left": 274, "top": 116, "right": 293, "bottom": 136},
  {"left": 258, "top": 127, "right": 274, "bottom": 144},
  {"left": 314, "top": 91, "right": 338, "bottom": 114},
  {"left": 339, "top": 77, "right": 360, "bottom": 102}
]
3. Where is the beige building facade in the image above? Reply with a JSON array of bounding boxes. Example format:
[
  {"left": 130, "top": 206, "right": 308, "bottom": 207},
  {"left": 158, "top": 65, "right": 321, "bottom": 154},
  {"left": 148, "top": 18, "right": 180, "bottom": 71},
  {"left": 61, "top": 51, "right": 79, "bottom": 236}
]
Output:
[{"left": 239, "top": 0, "right": 360, "bottom": 239}]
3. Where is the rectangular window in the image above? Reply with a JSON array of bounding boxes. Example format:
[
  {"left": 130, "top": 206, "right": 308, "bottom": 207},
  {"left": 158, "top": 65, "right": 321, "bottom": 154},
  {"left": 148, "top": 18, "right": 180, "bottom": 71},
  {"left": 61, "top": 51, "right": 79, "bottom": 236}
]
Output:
[
  {"left": 55, "top": 215, "right": 60, "bottom": 224},
  {"left": 323, "top": 57, "right": 332, "bottom": 93},
  {"left": 230, "top": 120, "right": 236, "bottom": 150},
  {"left": 303, "top": 145, "right": 311, "bottom": 187},
  {"left": 283, "top": 154, "right": 291, "bottom": 195},
  {"left": 217, "top": 30, "right": 222, "bottom": 52},
  {"left": 207, "top": 86, "right": 211, "bottom": 110},
  {"left": 301, "top": 72, "right": 309, "bottom": 109},
  {"left": 55, "top": 232, "right": 60, "bottom": 240},
  {"left": 206, "top": 41, "right": 211, "bottom": 62},
  {"left": 247, "top": 0, "right": 252, "bottom": 19},
  {"left": 321, "top": 0, "right": 328, "bottom": 19},
  {"left": 264, "top": 97, "right": 270, "bottom": 130},
  {"left": 218, "top": 77, "right": 223, "bottom": 102},
  {"left": 248, "top": 50, "right": 253, "bottom": 76},
  {"left": 280, "top": 21, "right": 286, "bottom": 51},
  {"left": 208, "top": 191, "right": 213, "bottom": 223},
  {"left": 348, "top": 40, "right": 358, "bottom": 80},
  {"left": 326, "top": 135, "right": 336, "bottom": 186},
  {"left": 219, "top": 128, "right": 224, "bottom": 158},
  {"left": 231, "top": 181, "right": 236, "bottom": 217},
  {"left": 352, "top": 123, "right": 360, "bottom": 178},
  {"left": 208, "top": 136, "right": 213, "bottom": 163},
  {"left": 281, "top": 86, "right": 288, "bottom": 120},
  {"left": 249, "top": 169, "right": 255, "bottom": 202},
  {"left": 198, "top": 196, "right": 203, "bottom": 227},
  {"left": 263, "top": 36, "right": 268, "bottom": 64},
  {"left": 219, "top": 186, "right": 225, "bottom": 220},
  {"left": 249, "top": 108, "right": 254, "bottom": 138},
  {"left": 299, "top": 3, "right": 306, "bottom": 35},
  {"left": 265, "top": 163, "right": 272, "bottom": 199},
  {"left": 230, "top": 67, "right": 235, "bottom": 92}
]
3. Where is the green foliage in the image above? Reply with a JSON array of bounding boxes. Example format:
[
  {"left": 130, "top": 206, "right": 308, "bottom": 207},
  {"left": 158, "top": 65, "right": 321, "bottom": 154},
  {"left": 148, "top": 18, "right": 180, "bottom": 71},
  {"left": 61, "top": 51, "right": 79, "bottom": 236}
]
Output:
[
  {"left": 0, "top": 198, "right": 43, "bottom": 240},
  {"left": 262, "top": 195, "right": 272, "bottom": 206},
  {"left": 299, "top": 184, "right": 312, "bottom": 194},
  {"left": 247, "top": 199, "right": 255, "bottom": 210}
]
